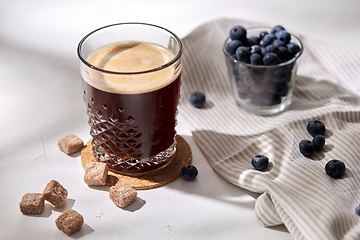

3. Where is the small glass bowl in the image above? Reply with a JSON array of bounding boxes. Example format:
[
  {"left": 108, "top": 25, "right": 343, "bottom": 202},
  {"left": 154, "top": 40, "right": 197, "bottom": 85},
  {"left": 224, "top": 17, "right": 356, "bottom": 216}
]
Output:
[{"left": 223, "top": 27, "right": 303, "bottom": 115}]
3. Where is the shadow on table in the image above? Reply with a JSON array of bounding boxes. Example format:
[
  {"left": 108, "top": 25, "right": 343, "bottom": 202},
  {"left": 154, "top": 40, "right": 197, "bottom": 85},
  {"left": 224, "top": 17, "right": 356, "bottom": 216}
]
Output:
[
  {"left": 52, "top": 198, "right": 76, "bottom": 213},
  {"left": 0, "top": 37, "right": 88, "bottom": 164},
  {"left": 71, "top": 223, "right": 94, "bottom": 239},
  {"left": 123, "top": 197, "right": 146, "bottom": 212}
]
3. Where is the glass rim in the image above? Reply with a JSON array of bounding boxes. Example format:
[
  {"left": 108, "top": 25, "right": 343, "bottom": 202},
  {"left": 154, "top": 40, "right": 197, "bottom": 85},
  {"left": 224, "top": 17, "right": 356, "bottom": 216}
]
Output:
[
  {"left": 77, "top": 22, "right": 183, "bottom": 75},
  {"left": 223, "top": 26, "right": 303, "bottom": 68}
]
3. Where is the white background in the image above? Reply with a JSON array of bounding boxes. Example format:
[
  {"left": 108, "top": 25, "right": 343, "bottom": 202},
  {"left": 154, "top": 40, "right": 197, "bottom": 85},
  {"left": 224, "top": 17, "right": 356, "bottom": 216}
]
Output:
[{"left": 1, "top": 0, "right": 360, "bottom": 239}]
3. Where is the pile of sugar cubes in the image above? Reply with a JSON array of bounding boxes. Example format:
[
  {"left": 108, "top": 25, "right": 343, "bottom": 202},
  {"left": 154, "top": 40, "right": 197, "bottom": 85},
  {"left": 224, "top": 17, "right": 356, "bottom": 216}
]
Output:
[
  {"left": 19, "top": 180, "right": 84, "bottom": 236},
  {"left": 19, "top": 134, "right": 139, "bottom": 236}
]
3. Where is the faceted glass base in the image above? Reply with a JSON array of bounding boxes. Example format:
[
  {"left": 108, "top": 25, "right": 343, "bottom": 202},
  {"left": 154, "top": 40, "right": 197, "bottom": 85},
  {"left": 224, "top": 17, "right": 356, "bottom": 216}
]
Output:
[{"left": 92, "top": 138, "right": 177, "bottom": 175}]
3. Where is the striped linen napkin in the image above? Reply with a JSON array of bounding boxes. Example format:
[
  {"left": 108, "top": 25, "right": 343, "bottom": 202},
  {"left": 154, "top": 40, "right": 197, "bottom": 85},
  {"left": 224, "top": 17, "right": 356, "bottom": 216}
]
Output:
[{"left": 178, "top": 18, "right": 360, "bottom": 240}]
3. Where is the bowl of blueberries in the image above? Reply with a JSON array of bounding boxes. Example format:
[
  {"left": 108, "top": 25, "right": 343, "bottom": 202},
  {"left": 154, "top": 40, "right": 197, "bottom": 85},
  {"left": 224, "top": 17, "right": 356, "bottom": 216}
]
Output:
[{"left": 223, "top": 25, "right": 303, "bottom": 115}]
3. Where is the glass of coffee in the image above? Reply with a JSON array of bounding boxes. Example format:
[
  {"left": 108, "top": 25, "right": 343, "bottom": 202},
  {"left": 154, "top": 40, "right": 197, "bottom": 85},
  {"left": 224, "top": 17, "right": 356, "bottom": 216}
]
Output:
[{"left": 77, "top": 23, "right": 182, "bottom": 175}]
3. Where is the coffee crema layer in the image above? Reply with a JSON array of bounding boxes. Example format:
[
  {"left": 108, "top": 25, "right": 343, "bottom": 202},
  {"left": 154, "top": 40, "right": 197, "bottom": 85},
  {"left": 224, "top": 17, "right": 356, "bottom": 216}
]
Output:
[{"left": 83, "top": 41, "right": 179, "bottom": 94}]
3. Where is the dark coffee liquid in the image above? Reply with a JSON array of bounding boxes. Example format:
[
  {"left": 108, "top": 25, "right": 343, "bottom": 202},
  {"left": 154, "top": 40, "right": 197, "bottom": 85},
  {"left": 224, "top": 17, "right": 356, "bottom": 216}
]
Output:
[{"left": 82, "top": 74, "right": 181, "bottom": 174}]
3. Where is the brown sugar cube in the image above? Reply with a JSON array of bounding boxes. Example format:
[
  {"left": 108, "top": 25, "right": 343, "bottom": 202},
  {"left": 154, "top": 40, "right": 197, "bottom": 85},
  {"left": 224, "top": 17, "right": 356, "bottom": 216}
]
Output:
[
  {"left": 109, "top": 183, "right": 137, "bottom": 208},
  {"left": 55, "top": 209, "right": 84, "bottom": 235},
  {"left": 58, "top": 134, "right": 84, "bottom": 154},
  {"left": 84, "top": 162, "right": 108, "bottom": 186},
  {"left": 19, "top": 193, "right": 44, "bottom": 214},
  {"left": 43, "top": 180, "right": 68, "bottom": 207}
]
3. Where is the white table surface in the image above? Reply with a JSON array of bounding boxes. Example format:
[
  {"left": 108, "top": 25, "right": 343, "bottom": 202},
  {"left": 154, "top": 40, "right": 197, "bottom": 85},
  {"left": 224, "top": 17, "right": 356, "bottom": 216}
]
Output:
[{"left": 1, "top": 0, "right": 360, "bottom": 239}]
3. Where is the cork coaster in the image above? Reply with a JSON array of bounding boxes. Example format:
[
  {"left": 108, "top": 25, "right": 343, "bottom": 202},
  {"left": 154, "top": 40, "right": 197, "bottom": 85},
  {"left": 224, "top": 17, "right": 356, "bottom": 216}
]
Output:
[{"left": 81, "top": 135, "right": 192, "bottom": 190}]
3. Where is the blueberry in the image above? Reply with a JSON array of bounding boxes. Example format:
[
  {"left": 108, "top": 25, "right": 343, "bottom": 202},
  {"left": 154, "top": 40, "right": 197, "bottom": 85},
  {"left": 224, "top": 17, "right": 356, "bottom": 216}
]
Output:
[
  {"left": 265, "top": 45, "right": 280, "bottom": 55},
  {"left": 230, "top": 25, "right": 247, "bottom": 42},
  {"left": 299, "top": 139, "right": 315, "bottom": 157},
  {"left": 263, "top": 53, "right": 280, "bottom": 65},
  {"left": 355, "top": 205, "right": 360, "bottom": 215},
  {"left": 250, "top": 53, "right": 263, "bottom": 65},
  {"left": 307, "top": 120, "right": 326, "bottom": 137},
  {"left": 270, "top": 25, "right": 285, "bottom": 35},
  {"left": 287, "top": 42, "right": 301, "bottom": 55},
  {"left": 278, "top": 61, "right": 295, "bottom": 72},
  {"left": 259, "top": 31, "right": 268, "bottom": 40},
  {"left": 225, "top": 40, "right": 243, "bottom": 55},
  {"left": 278, "top": 46, "right": 292, "bottom": 61},
  {"left": 236, "top": 46, "right": 250, "bottom": 63},
  {"left": 181, "top": 164, "right": 198, "bottom": 181},
  {"left": 270, "top": 71, "right": 291, "bottom": 84},
  {"left": 272, "top": 39, "right": 286, "bottom": 48},
  {"left": 251, "top": 155, "right": 269, "bottom": 171},
  {"left": 274, "top": 83, "right": 289, "bottom": 96},
  {"left": 261, "top": 92, "right": 281, "bottom": 106},
  {"left": 261, "top": 47, "right": 267, "bottom": 55},
  {"left": 190, "top": 92, "right": 206, "bottom": 108},
  {"left": 262, "top": 34, "right": 276, "bottom": 47},
  {"left": 276, "top": 30, "right": 291, "bottom": 43},
  {"left": 248, "top": 36, "right": 260, "bottom": 46},
  {"left": 312, "top": 135, "right": 325, "bottom": 151},
  {"left": 250, "top": 45, "right": 262, "bottom": 55},
  {"left": 325, "top": 160, "right": 345, "bottom": 178}
]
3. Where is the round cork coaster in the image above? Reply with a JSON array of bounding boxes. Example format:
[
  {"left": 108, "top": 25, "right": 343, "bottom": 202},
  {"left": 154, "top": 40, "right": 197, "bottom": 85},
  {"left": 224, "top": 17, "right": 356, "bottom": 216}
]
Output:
[{"left": 81, "top": 135, "right": 192, "bottom": 190}]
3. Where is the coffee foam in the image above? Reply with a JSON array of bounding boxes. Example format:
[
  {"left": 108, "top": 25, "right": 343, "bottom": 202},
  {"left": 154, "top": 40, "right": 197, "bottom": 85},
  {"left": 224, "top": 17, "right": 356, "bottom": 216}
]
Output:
[{"left": 83, "top": 42, "right": 180, "bottom": 94}]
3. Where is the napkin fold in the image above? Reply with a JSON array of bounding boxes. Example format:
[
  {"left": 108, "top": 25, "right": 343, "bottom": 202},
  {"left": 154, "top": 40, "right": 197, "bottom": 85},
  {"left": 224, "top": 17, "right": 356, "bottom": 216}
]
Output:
[{"left": 179, "top": 18, "right": 360, "bottom": 240}]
